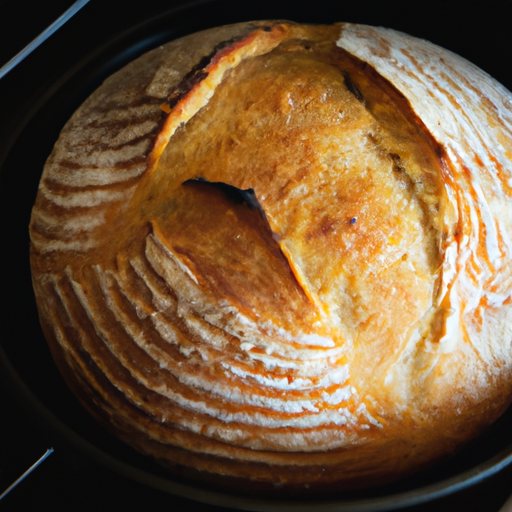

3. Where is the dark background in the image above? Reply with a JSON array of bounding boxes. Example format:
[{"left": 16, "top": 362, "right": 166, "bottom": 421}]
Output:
[{"left": 1, "top": 1, "right": 512, "bottom": 510}]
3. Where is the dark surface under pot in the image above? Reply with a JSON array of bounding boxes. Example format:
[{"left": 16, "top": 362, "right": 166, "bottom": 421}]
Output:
[{"left": 1, "top": 1, "right": 512, "bottom": 510}]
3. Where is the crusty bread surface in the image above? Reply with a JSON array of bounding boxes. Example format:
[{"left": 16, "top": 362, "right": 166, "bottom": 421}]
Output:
[{"left": 29, "top": 20, "right": 512, "bottom": 492}]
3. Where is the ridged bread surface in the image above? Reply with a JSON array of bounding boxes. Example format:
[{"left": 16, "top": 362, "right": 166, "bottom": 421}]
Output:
[{"left": 30, "top": 21, "right": 512, "bottom": 491}]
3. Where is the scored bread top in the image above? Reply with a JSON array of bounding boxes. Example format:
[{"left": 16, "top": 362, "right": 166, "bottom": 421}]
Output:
[{"left": 29, "top": 21, "right": 512, "bottom": 489}]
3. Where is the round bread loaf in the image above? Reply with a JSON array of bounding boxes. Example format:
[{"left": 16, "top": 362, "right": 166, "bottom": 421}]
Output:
[{"left": 29, "top": 20, "right": 512, "bottom": 492}]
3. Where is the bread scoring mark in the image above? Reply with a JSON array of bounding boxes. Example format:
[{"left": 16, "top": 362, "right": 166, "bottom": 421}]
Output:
[
  {"left": 38, "top": 181, "right": 133, "bottom": 208},
  {"left": 184, "top": 178, "right": 263, "bottom": 212},
  {"left": 94, "top": 265, "right": 342, "bottom": 416},
  {"left": 338, "top": 25, "right": 512, "bottom": 360},
  {"left": 343, "top": 72, "right": 365, "bottom": 104},
  {"left": 56, "top": 137, "right": 153, "bottom": 170},
  {"left": 146, "top": 25, "right": 290, "bottom": 174},
  {"left": 30, "top": 91, "right": 165, "bottom": 253},
  {"left": 182, "top": 178, "right": 331, "bottom": 325},
  {"left": 337, "top": 24, "right": 512, "bottom": 351},
  {"left": 41, "top": 274, "right": 265, "bottom": 456},
  {"left": 43, "top": 161, "right": 147, "bottom": 188},
  {"left": 145, "top": 226, "right": 342, "bottom": 360},
  {"left": 130, "top": 248, "right": 350, "bottom": 390},
  {"left": 42, "top": 263, "right": 366, "bottom": 447},
  {"left": 163, "top": 34, "right": 257, "bottom": 112},
  {"left": 42, "top": 273, "right": 145, "bottom": 416},
  {"left": 32, "top": 207, "right": 105, "bottom": 233}
]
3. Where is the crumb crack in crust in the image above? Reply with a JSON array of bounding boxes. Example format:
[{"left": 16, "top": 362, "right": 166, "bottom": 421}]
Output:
[{"left": 30, "top": 21, "right": 512, "bottom": 491}]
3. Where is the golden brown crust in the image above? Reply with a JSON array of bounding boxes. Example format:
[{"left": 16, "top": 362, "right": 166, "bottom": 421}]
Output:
[{"left": 30, "top": 21, "right": 512, "bottom": 492}]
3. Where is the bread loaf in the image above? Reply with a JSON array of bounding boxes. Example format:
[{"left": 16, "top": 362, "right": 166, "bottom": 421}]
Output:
[{"left": 29, "top": 20, "right": 512, "bottom": 492}]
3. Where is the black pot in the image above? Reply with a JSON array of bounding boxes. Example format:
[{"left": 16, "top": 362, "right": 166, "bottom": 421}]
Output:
[{"left": 1, "top": 1, "right": 512, "bottom": 510}]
